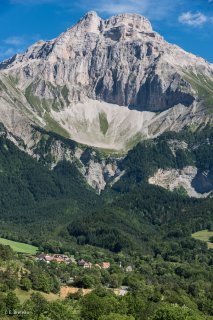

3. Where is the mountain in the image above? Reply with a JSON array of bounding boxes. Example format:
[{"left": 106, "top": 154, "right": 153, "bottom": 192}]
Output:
[
  {"left": 0, "top": 11, "right": 213, "bottom": 154},
  {"left": 0, "top": 11, "right": 213, "bottom": 195}
]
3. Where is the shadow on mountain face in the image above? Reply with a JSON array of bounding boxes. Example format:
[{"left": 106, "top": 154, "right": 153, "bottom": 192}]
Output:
[{"left": 192, "top": 168, "right": 213, "bottom": 194}]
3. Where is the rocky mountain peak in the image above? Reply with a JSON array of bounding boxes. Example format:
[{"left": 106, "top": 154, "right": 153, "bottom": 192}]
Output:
[
  {"left": 83, "top": 10, "right": 100, "bottom": 21},
  {"left": 74, "top": 10, "right": 103, "bottom": 34},
  {"left": 104, "top": 13, "right": 153, "bottom": 33},
  {"left": 66, "top": 11, "right": 153, "bottom": 38}
]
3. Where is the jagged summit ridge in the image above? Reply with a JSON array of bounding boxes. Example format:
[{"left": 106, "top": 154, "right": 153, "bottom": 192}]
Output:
[
  {"left": 104, "top": 12, "right": 153, "bottom": 32},
  {"left": 0, "top": 11, "right": 156, "bottom": 71},
  {"left": 74, "top": 11, "right": 153, "bottom": 34}
]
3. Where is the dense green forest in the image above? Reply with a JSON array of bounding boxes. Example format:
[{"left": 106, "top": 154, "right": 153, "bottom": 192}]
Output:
[
  {"left": 68, "top": 126, "right": 213, "bottom": 254},
  {"left": 0, "top": 127, "right": 100, "bottom": 250},
  {"left": 0, "top": 125, "right": 213, "bottom": 319},
  {"left": 0, "top": 124, "right": 213, "bottom": 253}
]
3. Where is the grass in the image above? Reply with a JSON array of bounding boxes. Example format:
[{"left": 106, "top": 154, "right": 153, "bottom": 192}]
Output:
[
  {"left": 25, "top": 82, "right": 61, "bottom": 115},
  {"left": 0, "top": 238, "right": 38, "bottom": 255},
  {"left": 44, "top": 113, "right": 70, "bottom": 139},
  {"left": 183, "top": 71, "right": 213, "bottom": 113},
  {"left": 99, "top": 112, "right": 109, "bottom": 135},
  {"left": 61, "top": 85, "right": 70, "bottom": 105},
  {"left": 15, "top": 288, "right": 61, "bottom": 303},
  {"left": 125, "top": 132, "right": 144, "bottom": 151},
  {"left": 192, "top": 229, "right": 213, "bottom": 249},
  {"left": 0, "top": 79, "right": 8, "bottom": 93},
  {"left": 8, "top": 75, "right": 19, "bottom": 86},
  {"left": 25, "top": 82, "right": 44, "bottom": 116}
]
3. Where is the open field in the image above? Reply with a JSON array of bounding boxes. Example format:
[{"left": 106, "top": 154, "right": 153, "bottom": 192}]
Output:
[
  {"left": 15, "top": 287, "right": 92, "bottom": 304},
  {"left": 15, "top": 288, "right": 61, "bottom": 303},
  {"left": 0, "top": 238, "right": 38, "bottom": 254},
  {"left": 192, "top": 229, "right": 213, "bottom": 249}
]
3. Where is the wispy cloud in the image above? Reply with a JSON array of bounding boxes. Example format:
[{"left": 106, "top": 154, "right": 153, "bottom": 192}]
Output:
[
  {"left": 0, "top": 47, "right": 19, "bottom": 59},
  {"left": 178, "top": 11, "right": 208, "bottom": 26},
  {"left": 9, "top": 0, "right": 213, "bottom": 28},
  {"left": 3, "top": 34, "right": 40, "bottom": 46},
  {"left": 10, "top": 0, "right": 182, "bottom": 21},
  {"left": 11, "top": 0, "right": 57, "bottom": 4},
  {"left": 4, "top": 36, "right": 25, "bottom": 46},
  {"left": 0, "top": 34, "right": 40, "bottom": 61},
  {"left": 74, "top": 0, "right": 182, "bottom": 20},
  {"left": 92, "top": 0, "right": 145, "bottom": 15}
]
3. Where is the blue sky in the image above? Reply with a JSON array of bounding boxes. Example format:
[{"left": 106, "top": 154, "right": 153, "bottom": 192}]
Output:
[{"left": 0, "top": 0, "right": 213, "bottom": 62}]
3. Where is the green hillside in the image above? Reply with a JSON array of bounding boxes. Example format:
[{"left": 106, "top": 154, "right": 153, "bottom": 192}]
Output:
[
  {"left": 0, "top": 132, "right": 99, "bottom": 251},
  {"left": 0, "top": 125, "right": 213, "bottom": 253}
]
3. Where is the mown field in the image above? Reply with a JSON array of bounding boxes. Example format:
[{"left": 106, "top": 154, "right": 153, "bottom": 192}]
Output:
[
  {"left": 0, "top": 238, "right": 38, "bottom": 254},
  {"left": 192, "top": 229, "right": 213, "bottom": 249}
]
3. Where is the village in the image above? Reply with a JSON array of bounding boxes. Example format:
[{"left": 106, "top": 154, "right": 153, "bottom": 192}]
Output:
[
  {"left": 37, "top": 253, "right": 112, "bottom": 269},
  {"left": 36, "top": 252, "right": 133, "bottom": 297},
  {"left": 36, "top": 252, "right": 133, "bottom": 271}
]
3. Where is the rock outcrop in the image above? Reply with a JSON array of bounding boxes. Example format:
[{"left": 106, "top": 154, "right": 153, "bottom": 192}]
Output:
[{"left": 148, "top": 166, "right": 212, "bottom": 198}]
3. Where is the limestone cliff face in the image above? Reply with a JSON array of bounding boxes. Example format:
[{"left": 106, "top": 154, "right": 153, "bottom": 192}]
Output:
[
  {"left": 1, "top": 11, "right": 213, "bottom": 113},
  {"left": 148, "top": 166, "right": 212, "bottom": 198},
  {"left": 0, "top": 11, "right": 212, "bottom": 187}
]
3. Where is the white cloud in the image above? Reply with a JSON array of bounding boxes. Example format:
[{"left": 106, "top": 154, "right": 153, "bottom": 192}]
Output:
[
  {"left": 94, "top": 1, "right": 145, "bottom": 15},
  {"left": 0, "top": 48, "right": 17, "bottom": 59},
  {"left": 4, "top": 36, "right": 25, "bottom": 46},
  {"left": 10, "top": 0, "right": 183, "bottom": 21},
  {"left": 75, "top": 0, "right": 182, "bottom": 20},
  {"left": 0, "top": 34, "right": 41, "bottom": 62},
  {"left": 178, "top": 11, "right": 207, "bottom": 27},
  {"left": 0, "top": 46, "right": 27, "bottom": 60},
  {"left": 3, "top": 34, "right": 40, "bottom": 46}
]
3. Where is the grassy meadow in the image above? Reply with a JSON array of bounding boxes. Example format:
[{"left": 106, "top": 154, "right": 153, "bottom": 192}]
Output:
[
  {"left": 192, "top": 229, "right": 213, "bottom": 249},
  {"left": 0, "top": 238, "right": 38, "bottom": 255}
]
